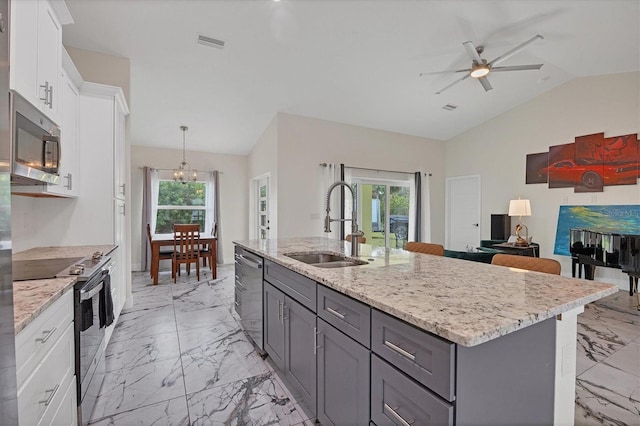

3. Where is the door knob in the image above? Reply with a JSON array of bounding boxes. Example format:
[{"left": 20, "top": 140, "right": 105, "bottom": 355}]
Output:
[{"left": 472, "top": 223, "right": 479, "bottom": 227}]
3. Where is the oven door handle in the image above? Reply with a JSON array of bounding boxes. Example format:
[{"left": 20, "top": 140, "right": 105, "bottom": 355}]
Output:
[{"left": 80, "top": 282, "right": 103, "bottom": 301}]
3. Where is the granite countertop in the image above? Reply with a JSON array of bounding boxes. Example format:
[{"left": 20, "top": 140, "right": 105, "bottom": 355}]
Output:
[
  {"left": 234, "top": 237, "right": 618, "bottom": 347},
  {"left": 13, "top": 245, "right": 117, "bottom": 334}
]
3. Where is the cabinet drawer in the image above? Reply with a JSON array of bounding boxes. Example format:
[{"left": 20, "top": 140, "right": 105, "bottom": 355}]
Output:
[
  {"left": 317, "top": 285, "right": 370, "bottom": 348},
  {"left": 264, "top": 260, "right": 316, "bottom": 312},
  {"left": 371, "top": 309, "right": 455, "bottom": 402},
  {"left": 18, "top": 322, "right": 75, "bottom": 426},
  {"left": 16, "top": 289, "right": 73, "bottom": 388},
  {"left": 234, "top": 282, "right": 243, "bottom": 317},
  {"left": 371, "top": 354, "right": 453, "bottom": 426},
  {"left": 38, "top": 371, "right": 77, "bottom": 426}
]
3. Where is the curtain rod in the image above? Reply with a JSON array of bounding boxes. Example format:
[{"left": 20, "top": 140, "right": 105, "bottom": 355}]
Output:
[
  {"left": 138, "top": 167, "right": 223, "bottom": 174},
  {"left": 319, "top": 163, "right": 431, "bottom": 177}
]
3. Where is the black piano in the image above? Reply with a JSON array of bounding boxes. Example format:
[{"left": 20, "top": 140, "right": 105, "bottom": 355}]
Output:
[{"left": 570, "top": 228, "right": 639, "bottom": 298}]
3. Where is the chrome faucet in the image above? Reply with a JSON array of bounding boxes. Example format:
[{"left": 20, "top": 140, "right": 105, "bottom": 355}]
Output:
[{"left": 324, "top": 181, "right": 364, "bottom": 257}]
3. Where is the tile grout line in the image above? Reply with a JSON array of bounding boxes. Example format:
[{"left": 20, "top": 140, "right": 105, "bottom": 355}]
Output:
[{"left": 170, "top": 276, "right": 192, "bottom": 426}]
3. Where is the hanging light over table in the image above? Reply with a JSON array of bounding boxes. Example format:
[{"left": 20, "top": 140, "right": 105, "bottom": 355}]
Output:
[{"left": 173, "top": 125, "right": 197, "bottom": 184}]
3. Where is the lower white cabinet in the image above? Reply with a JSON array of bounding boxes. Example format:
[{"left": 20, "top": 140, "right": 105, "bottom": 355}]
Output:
[{"left": 15, "top": 290, "right": 76, "bottom": 426}]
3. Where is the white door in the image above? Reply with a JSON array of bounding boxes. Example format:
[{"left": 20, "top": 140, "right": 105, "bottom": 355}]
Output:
[
  {"left": 257, "top": 177, "right": 270, "bottom": 239},
  {"left": 446, "top": 175, "right": 481, "bottom": 251}
]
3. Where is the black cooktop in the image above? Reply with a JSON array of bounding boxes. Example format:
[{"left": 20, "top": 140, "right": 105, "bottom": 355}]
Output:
[{"left": 12, "top": 257, "right": 84, "bottom": 281}]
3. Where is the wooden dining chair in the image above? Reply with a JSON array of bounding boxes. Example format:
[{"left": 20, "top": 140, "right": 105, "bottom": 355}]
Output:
[
  {"left": 491, "top": 254, "right": 561, "bottom": 275},
  {"left": 345, "top": 234, "right": 366, "bottom": 244},
  {"left": 147, "top": 223, "right": 173, "bottom": 280},
  {"left": 199, "top": 222, "right": 218, "bottom": 279},
  {"left": 172, "top": 224, "right": 201, "bottom": 283},
  {"left": 405, "top": 242, "right": 445, "bottom": 256}
]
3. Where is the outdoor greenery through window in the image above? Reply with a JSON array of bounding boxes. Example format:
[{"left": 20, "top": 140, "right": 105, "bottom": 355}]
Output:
[{"left": 155, "top": 180, "right": 206, "bottom": 233}]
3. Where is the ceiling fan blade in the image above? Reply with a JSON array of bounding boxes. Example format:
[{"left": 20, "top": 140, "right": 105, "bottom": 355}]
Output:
[
  {"left": 420, "top": 68, "right": 471, "bottom": 76},
  {"left": 491, "top": 64, "right": 544, "bottom": 72},
  {"left": 478, "top": 76, "right": 493, "bottom": 92},
  {"left": 463, "top": 40, "right": 483, "bottom": 63},
  {"left": 489, "top": 35, "right": 544, "bottom": 66},
  {"left": 435, "top": 73, "right": 471, "bottom": 95}
]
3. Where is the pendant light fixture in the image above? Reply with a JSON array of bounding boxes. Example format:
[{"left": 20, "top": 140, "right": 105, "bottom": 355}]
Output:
[{"left": 173, "top": 125, "right": 197, "bottom": 184}]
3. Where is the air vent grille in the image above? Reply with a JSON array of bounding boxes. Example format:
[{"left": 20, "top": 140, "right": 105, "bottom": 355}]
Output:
[
  {"left": 197, "top": 34, "right": 226, "bottom": 49},
  {"left": 442, "top": 104, "right": 457, "bottom": 111}
]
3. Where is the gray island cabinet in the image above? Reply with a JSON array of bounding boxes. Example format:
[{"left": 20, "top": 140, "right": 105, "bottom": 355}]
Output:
[{"left": 234, "top": 237, "right": 618, "bottom": 425}]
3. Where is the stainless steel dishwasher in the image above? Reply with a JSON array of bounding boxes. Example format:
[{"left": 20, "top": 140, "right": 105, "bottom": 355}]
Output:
[{"left": 235, "top": 246, "right": 264, "bottom": 352}]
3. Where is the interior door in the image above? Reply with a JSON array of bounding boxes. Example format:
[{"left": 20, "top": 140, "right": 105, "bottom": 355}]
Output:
[
  {"left": 446, "top": 175, "right": 481, "bottom": 251},
  {"left": 257, "top": 177, "right": 270, "bottom": 239}
]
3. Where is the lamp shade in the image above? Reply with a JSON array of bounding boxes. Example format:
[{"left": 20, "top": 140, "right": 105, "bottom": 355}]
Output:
[{"left": 508, "top": 199, "right": 532, "bottom": 217}]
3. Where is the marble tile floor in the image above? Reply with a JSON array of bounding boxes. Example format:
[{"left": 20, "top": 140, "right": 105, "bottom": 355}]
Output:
[
  {"left": 88, "top": 265, "right": 312, "bottom": 426},
  {"left": 575, "top": 290, "right": 640, "bottom": 425},
  {"left": 88, "top": 265, "right": 639, "bottom": 425}
]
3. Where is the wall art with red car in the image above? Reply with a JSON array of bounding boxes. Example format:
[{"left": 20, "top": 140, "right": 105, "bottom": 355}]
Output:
[{"left": 526, "top": 132, "right": 640, "bottom": 192}]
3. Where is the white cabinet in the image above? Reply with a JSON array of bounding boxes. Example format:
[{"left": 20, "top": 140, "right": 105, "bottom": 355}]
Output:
[
  {"left": 75, "top": 83, "right": 130, "bottom": 328},
  {"left": 10, "top": 0, "right": 65, "bottom": 124},
  {"left": 15, "top": 290, "right": 77, "bottom": 426}
]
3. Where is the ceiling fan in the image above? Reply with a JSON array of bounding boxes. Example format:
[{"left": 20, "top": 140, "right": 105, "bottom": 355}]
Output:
[{"left": 422, "top": 34, "right": 544, "bottom": 94}]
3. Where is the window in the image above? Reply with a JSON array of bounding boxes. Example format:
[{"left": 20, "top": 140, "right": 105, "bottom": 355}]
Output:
[
  {"left": 154, "top": 180, "right": 207, "bottom": 233},
  {"left": 147, "top": 169, "right": 216, "bottom": 237}
]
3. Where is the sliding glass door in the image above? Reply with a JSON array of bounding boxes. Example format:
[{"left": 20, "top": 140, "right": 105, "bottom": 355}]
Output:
[{"left": 354, "top": 179, "right": 410, "bottom": 249}]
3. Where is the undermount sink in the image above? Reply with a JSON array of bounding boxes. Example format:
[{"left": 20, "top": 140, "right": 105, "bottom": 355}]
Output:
[{"left": 284, "top": 252, "right": 368, "bottom": 268}]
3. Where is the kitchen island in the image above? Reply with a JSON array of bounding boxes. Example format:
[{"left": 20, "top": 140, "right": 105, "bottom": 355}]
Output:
[{"left": 234, "top": 237, "right": 617, "bottom": 425}]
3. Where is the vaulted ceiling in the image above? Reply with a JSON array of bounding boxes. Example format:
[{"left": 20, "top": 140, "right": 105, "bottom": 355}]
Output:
[{"left": 62, "top": 0, "right": 640, "bottom": 155}]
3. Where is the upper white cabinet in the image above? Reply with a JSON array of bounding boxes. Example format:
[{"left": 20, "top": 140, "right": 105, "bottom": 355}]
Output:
[
  {"left": 9, "top": 0, "right": 71, "bottom": 125},
  {"left": 12, "top": 49, "right": 82, "bottom": 198}
]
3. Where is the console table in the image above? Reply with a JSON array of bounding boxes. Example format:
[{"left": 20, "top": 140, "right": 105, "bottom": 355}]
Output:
[{"left": 491, "top": 243, "right": 539, "bottom": 257}]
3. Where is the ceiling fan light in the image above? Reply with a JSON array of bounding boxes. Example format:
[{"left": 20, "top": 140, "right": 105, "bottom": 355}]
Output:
[{"left": 470, "top": 65, "right": 490, "bottom": 78}]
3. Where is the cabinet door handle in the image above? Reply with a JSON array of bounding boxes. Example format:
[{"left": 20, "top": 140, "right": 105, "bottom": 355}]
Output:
[
  {"left": 313, "top": 327, "right": 322, "bottom": 355},
  {"left": 282, "top": 304, "right": 288, "bottom": 321},
  {"left": 120, "top": 204, "right": 126, "bottom": 216},
  {"left": 120, "top": 183, "right": 126, "bottom": 196},
  {"left": 47, "top": 84, "right": 54, "bottom": 109},
  {"left": 326, "top": 306, "right": 345, "bottom": 320},
  {"left": 40, "top": 81, "right": 50, "bottom": 105},
  {"left": 384, "top": 403, "right": 414, "bottom": 426},
  {"left": 35, "top": 327, "right": 57, "bottom": 344},
  {"left": 39, "top": 384, "right": 60, "bottom": 406},
  {"left": 64, "top": 173, "right": 72, "bottom": 190},
  {"left": 277, "top": 300, "right": 282, "bottom": 322},
  {"left": 384, "top": 340, "right": 416, "bottom": 361}
]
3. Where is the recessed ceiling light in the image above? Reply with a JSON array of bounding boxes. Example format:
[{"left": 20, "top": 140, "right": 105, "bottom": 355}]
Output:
[{"left": 197, "top": 33, "right": 226, "bottom": 49}]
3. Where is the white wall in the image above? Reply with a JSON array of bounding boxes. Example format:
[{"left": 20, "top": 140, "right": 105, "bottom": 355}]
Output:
[
  {"left": 248, "top": 115, "right": 278, "bottom": 239},
  {"left": 130, "top": 145, "right": 248, "bottom": 269},
  {"left": 446, "top": 72, "right": 640, "bottom": 287},
  {"left": 275, "top": 113, "right": 446, "bottom": 242}
]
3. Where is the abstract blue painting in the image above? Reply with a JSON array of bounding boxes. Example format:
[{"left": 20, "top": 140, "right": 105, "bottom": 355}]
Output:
[{"left": 554, "top": 205, "right": 640, "bottom": 256}]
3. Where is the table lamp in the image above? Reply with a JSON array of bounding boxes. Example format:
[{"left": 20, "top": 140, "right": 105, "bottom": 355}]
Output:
[{"left": 508, "top": 199, "right": 532, "bottom": 247}]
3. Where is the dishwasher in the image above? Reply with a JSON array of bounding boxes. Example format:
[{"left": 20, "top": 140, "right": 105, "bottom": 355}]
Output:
[{"left": 234, "top": 246, "right": 264, "bottom": 352}]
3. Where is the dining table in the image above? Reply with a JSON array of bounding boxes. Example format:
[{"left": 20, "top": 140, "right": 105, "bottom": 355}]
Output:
[{"left": 150, "top": 233, "right": 217, "bottom": 285}]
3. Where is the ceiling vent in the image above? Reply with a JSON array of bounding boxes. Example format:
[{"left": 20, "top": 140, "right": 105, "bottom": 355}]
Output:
[
  {"left": 442, "top": 104, "right": 457, "bottom": 111},
  {"left": 197, "top": 34, "right": 226, "bottom": 49}
]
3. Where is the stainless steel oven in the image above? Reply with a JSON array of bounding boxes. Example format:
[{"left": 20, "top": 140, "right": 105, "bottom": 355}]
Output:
[{"left": 60, "top": 254, "right": 113, "bottom": 426}]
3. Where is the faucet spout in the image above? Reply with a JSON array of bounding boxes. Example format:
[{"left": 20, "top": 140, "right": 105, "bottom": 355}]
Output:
[{"left": 324, "top": 181, "right": 361, "bottom": 256}]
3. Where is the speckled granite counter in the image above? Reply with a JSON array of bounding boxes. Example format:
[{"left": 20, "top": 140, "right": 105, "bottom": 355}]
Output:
[
  {"left": 234, "top": 237, "right": 618, "bottom": 347},
  {"left": 12, "top": 245, "right": 117, "bottom": 334}
]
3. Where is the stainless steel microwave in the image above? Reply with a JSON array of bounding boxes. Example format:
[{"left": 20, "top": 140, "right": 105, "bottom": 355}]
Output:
[{"left": 10, "top": 92, "right": 61, "bottom": 185}]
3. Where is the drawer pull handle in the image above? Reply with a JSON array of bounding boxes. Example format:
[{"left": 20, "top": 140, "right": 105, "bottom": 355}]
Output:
[
  {"left": 384, "top": 403, "right": 414, "bottom": 426},
  {"left": 39, "top": 384, "right": 60, "bottom": 406},
  {"left": 234, "top": 301, "right": 240, "bottom": 307},
  {"left": 35, "top": 327, "right": 57, "bottom": 344},
  {"left": 326, "top": 306, "right": 345, "bottom": 320},
  {"left": 384, "top": 340, "right": 416, "bottom": 361}
]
